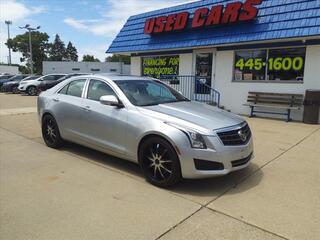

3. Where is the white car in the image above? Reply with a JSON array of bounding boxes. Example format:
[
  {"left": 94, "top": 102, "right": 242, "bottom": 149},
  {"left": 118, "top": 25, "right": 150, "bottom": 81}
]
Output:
[{"left": 18, "top": 74, "right": 66, "bottom": 95}]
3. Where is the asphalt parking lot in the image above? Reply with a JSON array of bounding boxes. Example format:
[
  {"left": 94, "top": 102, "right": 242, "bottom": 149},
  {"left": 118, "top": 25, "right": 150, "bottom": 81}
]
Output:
[{"left": 0, "top": 93, "right": 319, "bottom": 240}]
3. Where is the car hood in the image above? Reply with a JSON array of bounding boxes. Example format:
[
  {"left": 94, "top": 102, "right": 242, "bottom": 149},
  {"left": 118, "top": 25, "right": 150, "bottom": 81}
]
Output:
[{"left": 139, "top": 101, "right": 244, "bottom": 134}]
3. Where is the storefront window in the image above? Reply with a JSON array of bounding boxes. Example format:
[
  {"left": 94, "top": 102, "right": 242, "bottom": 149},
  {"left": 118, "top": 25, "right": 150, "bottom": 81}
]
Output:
[
  {"left": 142, "top": 55, "right": 179, "bottom": 79},
  {"left": 234, "top": 50, "right": 267, "bottom": 81},
  {"left": 195, "top": 53, "right": 213, "bottom": 94},
  {"left": 267, "top": 48, "right": 305, "bottom": 81},
  {"left": 234, "top": 47, "right": 306, "bottom": 82}
]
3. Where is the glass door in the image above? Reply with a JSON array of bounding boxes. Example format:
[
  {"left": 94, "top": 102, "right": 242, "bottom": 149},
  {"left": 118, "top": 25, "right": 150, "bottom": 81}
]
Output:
[{"left": 195, "top": 53, "right": 213, "bottom": 94}]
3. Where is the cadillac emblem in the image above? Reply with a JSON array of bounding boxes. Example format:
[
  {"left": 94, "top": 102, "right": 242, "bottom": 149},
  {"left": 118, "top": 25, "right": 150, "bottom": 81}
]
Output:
[{"left": 238, "top": 130, "right": 247, "bottom": 142}]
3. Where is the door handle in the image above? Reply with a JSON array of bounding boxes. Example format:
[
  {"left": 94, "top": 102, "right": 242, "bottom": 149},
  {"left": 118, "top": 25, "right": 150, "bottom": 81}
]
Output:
[
  {"left": 53, "top": 98, "right": 59, "bottom": 102},
  {"left": 81, "top": 106, "right": 91, "bottom": 112}
]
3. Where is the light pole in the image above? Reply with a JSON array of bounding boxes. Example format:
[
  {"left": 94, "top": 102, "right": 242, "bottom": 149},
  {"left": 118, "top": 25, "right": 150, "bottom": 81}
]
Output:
[
  {"left": 19, "top": 24, "right": 40, "bottom": 74},
  {"left": 5, "top": 20, "right": 12, "bottom": 65}
]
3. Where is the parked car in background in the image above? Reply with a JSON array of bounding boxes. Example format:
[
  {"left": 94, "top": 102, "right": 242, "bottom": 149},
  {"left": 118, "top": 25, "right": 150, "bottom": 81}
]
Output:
[
  {"left": 0, "top": 75, "right": 29, "bottom": 90},
  {"left": 2, "top": 75, "right": 40, "bottom": 93},
  {"left": 38, "top": 74, "right": 253, "bottom": 187},
  {"left": 18, "top": 74, "right": 66, "bottom": 96},
  {"left": 37, "top": 73, "right": 90, "bottom": 92},
  {"left": 0, "top": 73, "right": 14, "bottom": 78}
]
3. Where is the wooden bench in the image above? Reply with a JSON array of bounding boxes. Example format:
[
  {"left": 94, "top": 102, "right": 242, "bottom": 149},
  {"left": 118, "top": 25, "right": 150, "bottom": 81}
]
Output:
[{"left": 244, "top": 92, "right": 304, "bottom": 122}]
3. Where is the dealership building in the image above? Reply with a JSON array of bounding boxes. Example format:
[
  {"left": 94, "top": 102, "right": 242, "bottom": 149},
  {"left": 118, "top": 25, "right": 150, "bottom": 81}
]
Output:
[{"left": 107, "top": 0, "right": 320, "bottom": 121}]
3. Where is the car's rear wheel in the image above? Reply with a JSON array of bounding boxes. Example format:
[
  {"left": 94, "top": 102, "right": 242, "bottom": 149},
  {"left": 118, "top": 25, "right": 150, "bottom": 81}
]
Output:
[
  {"left": 42, "top": 115, "right": 63, "bottom": 148},
  {"left": 139, "top": 136, "right": 182, "bottom": 187},
  {"left": 27, "top": 86, "right": 37, "bottom": 96}
]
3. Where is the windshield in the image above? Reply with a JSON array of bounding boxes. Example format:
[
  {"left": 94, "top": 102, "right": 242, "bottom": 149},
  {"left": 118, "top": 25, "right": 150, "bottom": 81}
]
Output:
[{"left": 115, "top": 80, "right": 189, "bottom": 106}]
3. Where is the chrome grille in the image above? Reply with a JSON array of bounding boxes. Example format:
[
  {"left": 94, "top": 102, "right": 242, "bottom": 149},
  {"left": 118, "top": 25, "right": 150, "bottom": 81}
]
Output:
[{"left": 217, "top": 123, "right": 251, "bottom": 146}]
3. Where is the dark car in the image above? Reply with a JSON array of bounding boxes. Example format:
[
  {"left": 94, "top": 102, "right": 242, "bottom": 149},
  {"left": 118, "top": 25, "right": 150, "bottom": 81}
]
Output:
[
  {"left": 2, "top": 75, "right": 40, "bottom": 93},
  {"left": 0, "top": 74, "right": 14, "bottom": 86},
  {"left": 0, "top": 75, "right": 29, "bottom": 90},
  {"left": 0, "top": 74, "right": 14, "bottom": 80},
  {"left": 37, "top": 73, "right": 90, "bottom": 92}
]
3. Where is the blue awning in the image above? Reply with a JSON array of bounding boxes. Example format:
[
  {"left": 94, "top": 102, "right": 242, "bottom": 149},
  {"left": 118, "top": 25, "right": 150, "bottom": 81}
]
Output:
[{"left": 107, "top": 0, "right": 320, "bottom": 53}]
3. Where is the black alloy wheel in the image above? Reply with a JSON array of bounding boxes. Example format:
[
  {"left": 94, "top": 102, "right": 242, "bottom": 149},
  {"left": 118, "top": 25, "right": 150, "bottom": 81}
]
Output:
[
  {"left": 27, "top": 86, "right": 37, "bottom": 96},
  {"left": 139, "top": 136, "right": 182, "bottom": 187},
  {"left": 42, "top": 115, "right": 63, "bottom": 148}
]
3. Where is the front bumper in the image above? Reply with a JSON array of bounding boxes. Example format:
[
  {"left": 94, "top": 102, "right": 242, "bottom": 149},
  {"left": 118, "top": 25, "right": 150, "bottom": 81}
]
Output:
[
  {"left": 18, "top": 84, "right": 27, "bottom": 92},
  {"left": 177, "top": 135, "right": 254, "bottom": 179}
]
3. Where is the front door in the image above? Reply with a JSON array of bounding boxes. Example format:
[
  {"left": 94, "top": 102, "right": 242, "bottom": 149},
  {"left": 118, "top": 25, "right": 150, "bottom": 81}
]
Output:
[
  {"left": 193, "top": 51, "right": 216, "bottom": 102},
  {"left": 80, "top": 79, "right": 127, "bottom": 155}
]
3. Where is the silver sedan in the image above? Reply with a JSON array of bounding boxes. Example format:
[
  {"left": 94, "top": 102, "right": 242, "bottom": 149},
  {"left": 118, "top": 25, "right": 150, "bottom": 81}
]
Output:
[{"left": 38, "top": 74, "right": 253, "bottom": 187}]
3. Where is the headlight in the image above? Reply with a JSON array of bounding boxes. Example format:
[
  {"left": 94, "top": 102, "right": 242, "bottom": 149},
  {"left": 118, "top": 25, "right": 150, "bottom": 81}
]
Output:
[
  {"left": 165, "top": 122, "right": 207, "bottom": 149},
  {"left": 185, "top": 131, "right": 207, "bottom": 149}
]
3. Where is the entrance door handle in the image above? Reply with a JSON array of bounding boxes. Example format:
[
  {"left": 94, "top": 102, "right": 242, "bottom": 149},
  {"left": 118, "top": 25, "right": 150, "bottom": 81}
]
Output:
[
  {"left": 53, "top": 98, "right": 59, "bottom": 102},
  {"left": 81, "top": 106, "right": 91, "bottom": 112}
]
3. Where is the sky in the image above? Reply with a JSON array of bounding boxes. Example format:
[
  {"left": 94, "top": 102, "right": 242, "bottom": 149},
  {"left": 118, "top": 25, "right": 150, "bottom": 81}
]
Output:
[{"left": 0, "top": 0, "right": 192, "bottom": 64}]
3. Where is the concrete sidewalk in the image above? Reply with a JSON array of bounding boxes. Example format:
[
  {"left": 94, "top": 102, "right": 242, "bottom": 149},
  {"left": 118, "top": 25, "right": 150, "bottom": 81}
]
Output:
[{"left": 0, "top": 93, "right": 319, "bottom": 240}]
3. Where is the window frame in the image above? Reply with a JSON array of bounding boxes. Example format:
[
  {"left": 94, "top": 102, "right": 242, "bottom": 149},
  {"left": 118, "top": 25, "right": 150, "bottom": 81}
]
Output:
[{"left": 232, "top": 46, "right": 306, "bottom": 84}]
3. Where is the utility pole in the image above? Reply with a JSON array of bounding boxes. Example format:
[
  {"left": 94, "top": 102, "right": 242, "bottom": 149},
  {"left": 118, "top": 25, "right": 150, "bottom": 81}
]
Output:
[
  {"left": 19, "top": 24, "right": 40, "bottom": 74},
  {"left": 5, "top": 20, "right": 12, "bottom": 65}
]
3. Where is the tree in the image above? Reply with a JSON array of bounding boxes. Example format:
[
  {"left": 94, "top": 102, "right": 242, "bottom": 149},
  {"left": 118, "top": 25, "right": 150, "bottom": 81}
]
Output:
[
  {"left": 6, "top": 31, "right": 50, "bottom": 74},
  {"left": 65, "top": 41, "right": 78, "bottom": 61},
  {"left": 106, "top": 54, "right": 130, "bottom": 64},
  {"left": 82, "top": 55, "right": 100, "bottom": 62},
  {"left": 49, "top": 34, "right": 66, "bottom": 61},
  {"left": 18, "top": 65, "right": 29, "bottom": 74}
]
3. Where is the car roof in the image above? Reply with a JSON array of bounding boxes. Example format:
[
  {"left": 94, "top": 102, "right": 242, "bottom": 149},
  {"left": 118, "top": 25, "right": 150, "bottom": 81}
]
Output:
[{"left": 92, "top": 74, "right": 154, "bottom": 81}]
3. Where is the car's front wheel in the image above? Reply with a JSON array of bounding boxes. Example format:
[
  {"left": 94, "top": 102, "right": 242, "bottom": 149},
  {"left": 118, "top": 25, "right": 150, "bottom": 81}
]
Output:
[
  {"left": 42, "top": 115, "right": 64, "bottom": 148},
  {"left": 12, "top": 86, "right": 19, "bottom": 94},
  {"left": 139, "top": 136, "right": 182, "bottom": 187},
  {"left": 27, "top": 86, "right": 37, "bottom": 96}
]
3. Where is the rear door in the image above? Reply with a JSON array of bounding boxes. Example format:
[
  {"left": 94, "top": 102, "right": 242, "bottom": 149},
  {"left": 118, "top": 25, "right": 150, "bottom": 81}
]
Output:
[
  {"left": 52, "top": 78, "right": 87, "bottom": 140},
  {"left": 80, "top": 79, "right": 128, "bottom": 154}
]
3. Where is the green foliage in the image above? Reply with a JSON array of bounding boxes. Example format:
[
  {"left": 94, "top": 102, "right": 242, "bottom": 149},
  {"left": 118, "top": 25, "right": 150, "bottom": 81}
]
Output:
[
  {"left": 6, "top": 31, "right": 50, "bottom": 74},
  {"left": 6, "top": 31, "right": 80, "bottom": 74},
  {"left": 82, "top": 55, "right": 100, "bottom": 62},
  {"left": 50, "top": 34, "right": 66, "bottom": 61},
  {"left": 65, "top": 41, "right": 78, "bottom": 61},
  {"left": 106, "top": 54, "right": 131, "bottom": 64},
  {"left": 18, "top": 65, "right": 30, "bottom": 74}
]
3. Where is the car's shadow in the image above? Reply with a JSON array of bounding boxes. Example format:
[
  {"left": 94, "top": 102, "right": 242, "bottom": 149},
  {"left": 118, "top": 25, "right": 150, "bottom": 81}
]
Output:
[{"left": 60, "top": 141, "right": 263, "bottom": 199}]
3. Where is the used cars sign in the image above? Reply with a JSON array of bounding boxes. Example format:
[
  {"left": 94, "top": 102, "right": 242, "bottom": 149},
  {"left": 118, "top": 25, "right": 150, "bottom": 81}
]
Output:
[{"left": 144, "top": 0, "right": 262, "bottom": 34}]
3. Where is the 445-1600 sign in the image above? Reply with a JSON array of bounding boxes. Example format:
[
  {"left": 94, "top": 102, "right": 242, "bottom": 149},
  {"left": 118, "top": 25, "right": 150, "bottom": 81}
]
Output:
[{"left": 235, "top": 57, "right": 304, "bottom": 71}]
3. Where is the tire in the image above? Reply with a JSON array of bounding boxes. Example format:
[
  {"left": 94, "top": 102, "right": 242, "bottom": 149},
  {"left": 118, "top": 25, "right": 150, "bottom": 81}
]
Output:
[
  {"left": 42, "top": 115, "right": 64, "bottom": 148},
  {"left": 139, "top": 136, "right": 182, "bottom": 187},
  {"left": 12, "top": 86, "right": 19, "bottom": 94},
  {"left": 27, "top": 86, "right": 37, "bottom": 96}
]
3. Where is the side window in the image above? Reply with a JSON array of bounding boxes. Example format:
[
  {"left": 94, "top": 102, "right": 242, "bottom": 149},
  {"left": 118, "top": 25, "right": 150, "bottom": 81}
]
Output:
[
  {"left": 42, "top": 75, "right": 56, "bottom": 81},
  {"left": 87, "top": 80, "right": 116, "bottom": 101},
  {"left": 59, "top": 79, "right": 86, "bottom": 97},
  {"left": 58, "top": 84, "right": 69, "bottom": 95},
  {"left": 66, "top": 79, "right": 86, "bottom": 97}
]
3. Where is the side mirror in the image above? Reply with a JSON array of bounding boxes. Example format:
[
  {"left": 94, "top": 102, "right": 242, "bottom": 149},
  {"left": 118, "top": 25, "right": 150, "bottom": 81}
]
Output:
[{"left": 100, "top": 95, "right": 124, "bottom": 108}]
